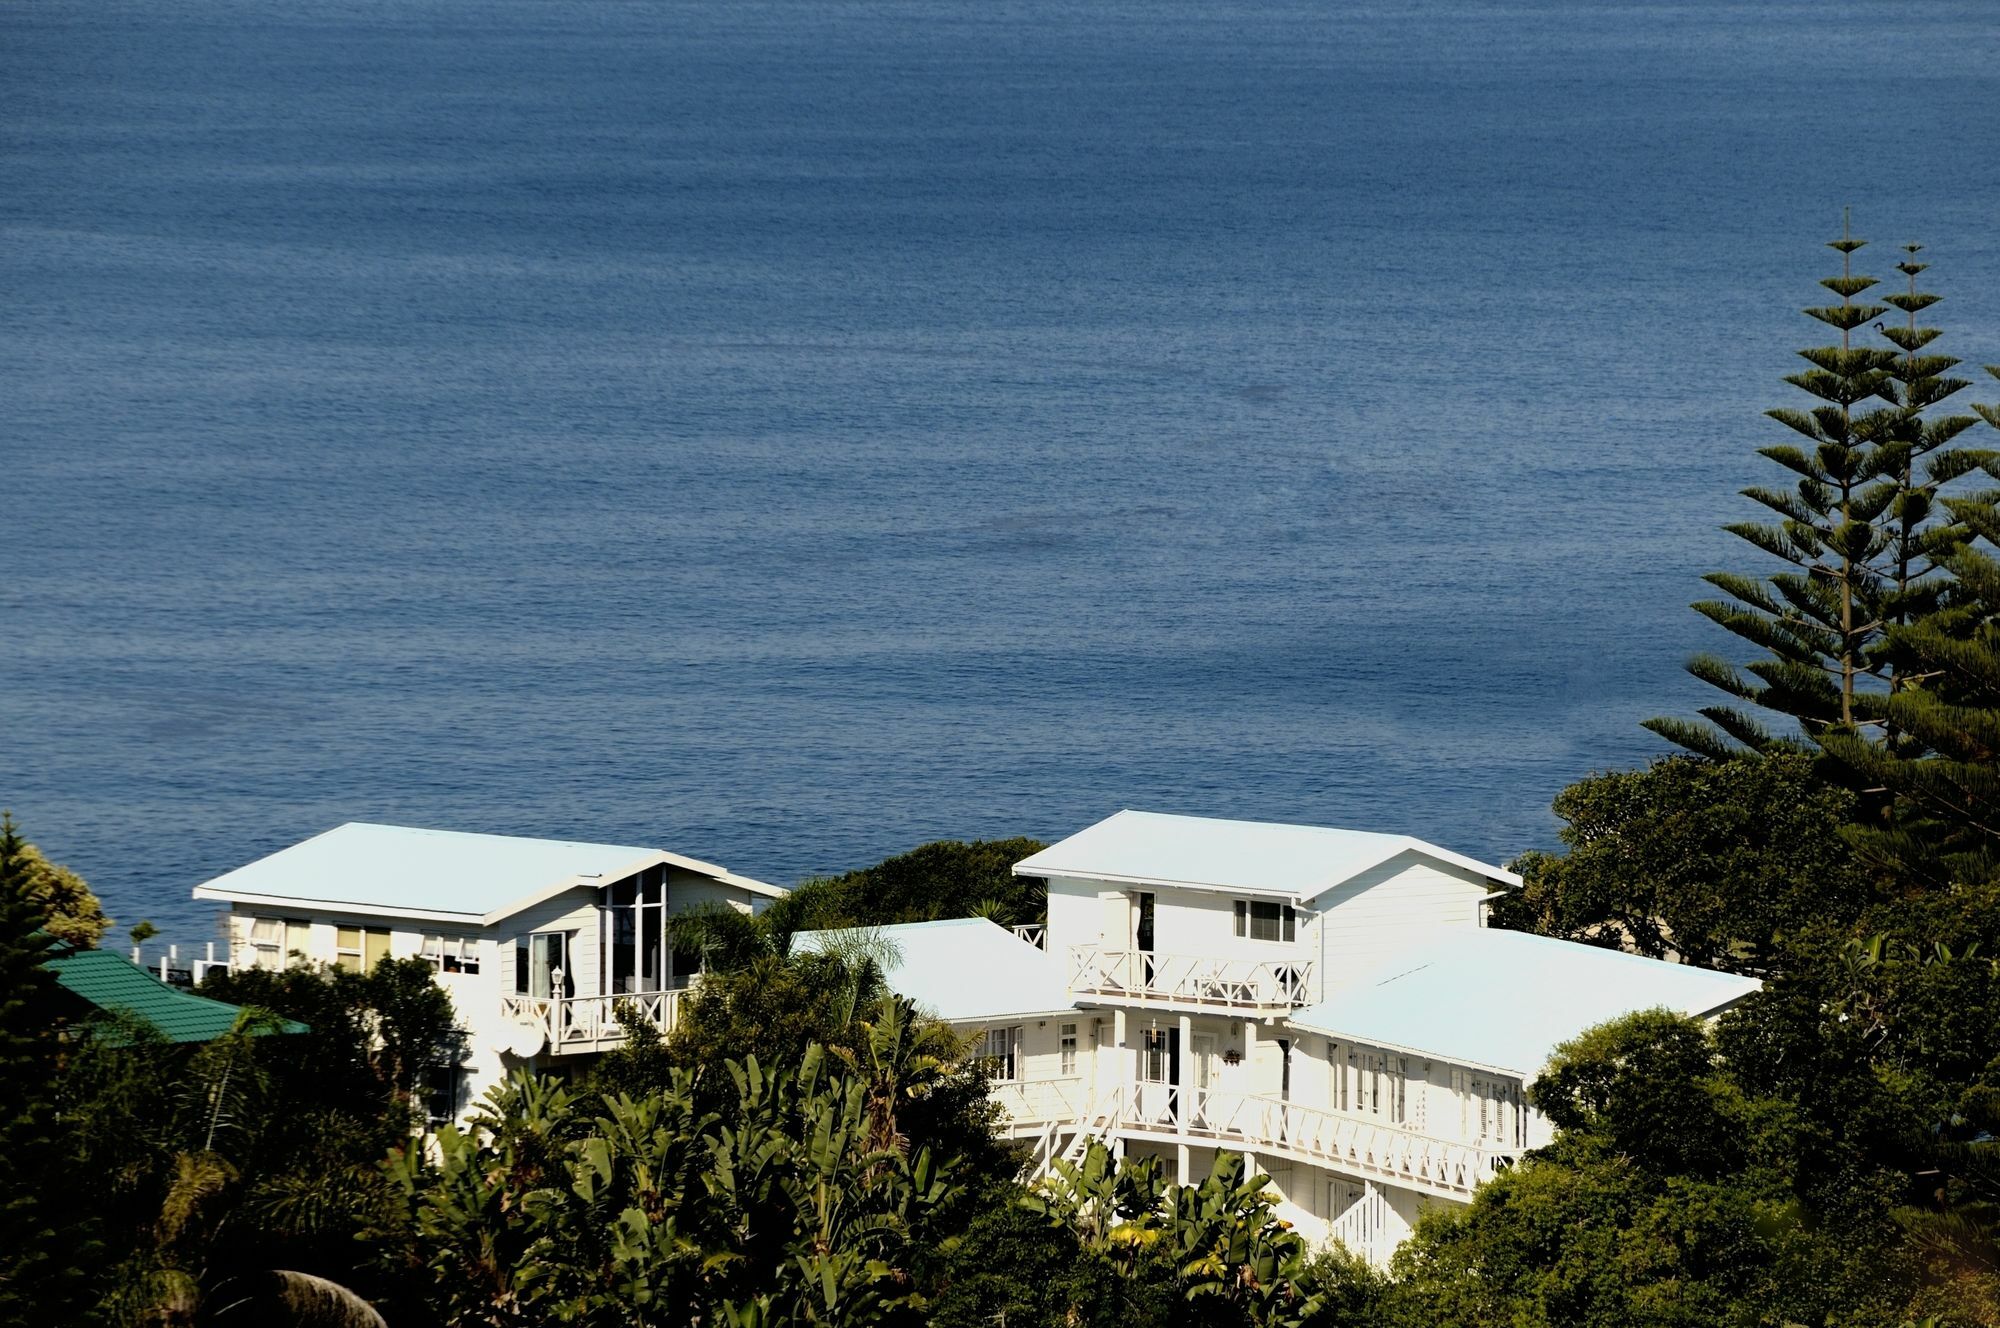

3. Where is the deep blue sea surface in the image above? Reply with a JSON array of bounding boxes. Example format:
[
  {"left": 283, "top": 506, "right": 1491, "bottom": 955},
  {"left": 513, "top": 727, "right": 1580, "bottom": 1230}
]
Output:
[{"left": 5, "top": 0, "right": 1999, "bottom": 944}]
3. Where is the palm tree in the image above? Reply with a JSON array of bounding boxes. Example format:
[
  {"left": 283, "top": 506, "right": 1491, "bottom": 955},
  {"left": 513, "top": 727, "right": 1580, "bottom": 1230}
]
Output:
[{"left": 832, "top": 993, "right": 964, "bottom": 1156}]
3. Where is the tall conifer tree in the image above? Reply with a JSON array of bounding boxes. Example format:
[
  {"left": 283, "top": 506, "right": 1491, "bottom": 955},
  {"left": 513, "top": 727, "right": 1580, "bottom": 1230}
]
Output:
[
  {"left": 1648, "top": 221, "right": 1978, "bottom": 761},
  {"left": 1824, "top": 366, "right": 2000, "bottom": 888},
  {"left": 0, "top": 814, "right": 83, "bottom": 1319},
  {"left": 1870, "top": 244, "right": 1990, "bottom": 736}
]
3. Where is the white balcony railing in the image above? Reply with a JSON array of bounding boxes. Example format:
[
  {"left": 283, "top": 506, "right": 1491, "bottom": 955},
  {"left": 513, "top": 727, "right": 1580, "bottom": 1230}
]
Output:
[
  {"left": 992, "top": 1076, "right": 1089, "bottom": 1130},
  {"left": 1067, "top": 946, "right": 1313, "bottom": 1009},
  {"left": 1144, "top": 1085, "right": 1502, "bottom": 1196},
  {"left": 1002, "top": 1076, "right": 1506, "bottom": 1199},
  {"left": 499, "top": 988, "right": 691, "bottom": 1054},
  {"left": 1011, "top": 924, "right": 1047, "bottom": 950}
]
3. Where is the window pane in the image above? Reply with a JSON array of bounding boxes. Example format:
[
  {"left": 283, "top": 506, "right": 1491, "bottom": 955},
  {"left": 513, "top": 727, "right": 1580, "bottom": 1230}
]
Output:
[
  {"left": 1233, "top": 900, "right": 1247, "bottom": 937},
  {"left": 1249, "top": 901, "right": 1282, "bottom": 942},
  {"left": 364, "top": 928, "right": 392, "bottom": 970},
  {"left": 612, "top": 908, "right": 635, "bottom": 993},
  {"left": 641, "top": 906, "right": 661, "bottom": 992}
]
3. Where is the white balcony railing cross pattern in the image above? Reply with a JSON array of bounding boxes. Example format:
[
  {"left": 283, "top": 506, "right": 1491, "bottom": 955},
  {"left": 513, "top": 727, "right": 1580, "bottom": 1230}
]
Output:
[{"left": 1067, "top": 946, "right": 1313, "bottom": 1009}]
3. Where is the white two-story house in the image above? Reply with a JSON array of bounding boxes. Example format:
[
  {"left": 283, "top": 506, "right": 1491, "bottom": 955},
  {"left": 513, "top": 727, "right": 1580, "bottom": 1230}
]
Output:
[
  {"left": 802, "top": 810, "right": 1760, "bottom": 1266},
  {"left": 192, "top": 822, "right": 782, "bottom": 1116}
]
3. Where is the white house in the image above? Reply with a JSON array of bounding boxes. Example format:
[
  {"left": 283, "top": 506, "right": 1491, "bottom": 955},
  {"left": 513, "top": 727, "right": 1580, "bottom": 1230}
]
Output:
[
  {"left": 191, "top": 822, "right": 782, "bottom": 1118},
  {"left": 189, "top": 809, "right": 1759, "bottom": 1267},
  {"left": 804, "top": 810, "right": 1761, "bottom": 1266}
]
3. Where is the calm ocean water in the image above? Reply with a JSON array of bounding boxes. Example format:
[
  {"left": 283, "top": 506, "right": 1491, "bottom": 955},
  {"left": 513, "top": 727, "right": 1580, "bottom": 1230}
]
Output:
[{"left": 4, "top": 0, "right": 1999, "bottom": 944}]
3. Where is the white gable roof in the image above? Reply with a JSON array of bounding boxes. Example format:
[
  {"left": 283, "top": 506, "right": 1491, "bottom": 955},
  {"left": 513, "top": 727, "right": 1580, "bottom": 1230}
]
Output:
[
  {"left": 191, "top": 822, "right": 781, "bottom": 925},
  {"left": 1287, "top": 928, "right": 1761, "bottom": 1077},
  {"left": 1013, "top": 810, "right": 1519, "bottom": 901},
  {"left": 791, "top": 917, "right": 1077, "bottom": 1023}
]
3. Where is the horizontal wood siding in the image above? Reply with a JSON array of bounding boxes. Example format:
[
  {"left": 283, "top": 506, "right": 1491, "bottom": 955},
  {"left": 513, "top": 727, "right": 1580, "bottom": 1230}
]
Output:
[
  {"left": 502, "top": 890, "right": 602, "bottom": 997},
  {"left": 1316, "top": 851, "right": 1487, "bottom": 981}
]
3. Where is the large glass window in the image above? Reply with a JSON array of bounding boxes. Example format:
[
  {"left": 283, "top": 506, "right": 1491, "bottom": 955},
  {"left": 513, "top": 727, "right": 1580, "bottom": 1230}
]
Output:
[{"left": 602, "top": 865, "right": 668, "bottom": 994}]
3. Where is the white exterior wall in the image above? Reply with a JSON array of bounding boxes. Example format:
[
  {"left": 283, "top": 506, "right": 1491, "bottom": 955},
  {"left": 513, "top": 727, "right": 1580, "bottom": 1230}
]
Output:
[
  {"left": 216, "top": 870, "right": 774, "bottom": 1121},
  {"left": 1312, "top": 851, "right": 1489, "bottom": 981}
]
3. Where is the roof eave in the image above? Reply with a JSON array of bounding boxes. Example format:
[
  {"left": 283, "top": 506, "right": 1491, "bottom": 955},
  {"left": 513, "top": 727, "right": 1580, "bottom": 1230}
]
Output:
[
  {"left": 1012, "top": 864, "right": 1302, "bottom": 900},
  {"left": 1282, "top": 1014, "right": 1532, "bottom": 1079},
  {"left": 192, "top": 885, "right": 485, "bottom": 927}
]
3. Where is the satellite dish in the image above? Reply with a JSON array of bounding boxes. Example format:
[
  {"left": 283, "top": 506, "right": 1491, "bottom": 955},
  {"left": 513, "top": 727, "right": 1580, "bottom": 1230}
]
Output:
[{"left": 502, "top": 1021, "right": 546, "bottom": 1059}]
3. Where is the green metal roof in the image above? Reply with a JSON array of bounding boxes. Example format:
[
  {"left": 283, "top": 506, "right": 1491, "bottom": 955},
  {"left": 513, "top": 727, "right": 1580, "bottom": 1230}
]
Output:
[{"left": 46, "top": 949, "right": 307, "bottom": 1043}]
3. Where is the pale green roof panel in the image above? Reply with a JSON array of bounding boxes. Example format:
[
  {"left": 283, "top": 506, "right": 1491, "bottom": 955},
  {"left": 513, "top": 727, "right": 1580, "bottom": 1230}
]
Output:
[
  {"left": 191, "top": 822, "right": 670, "bottom": 920},
  {"left": 1287, "top": 927, "right": 1760, "bottom": 1077}
]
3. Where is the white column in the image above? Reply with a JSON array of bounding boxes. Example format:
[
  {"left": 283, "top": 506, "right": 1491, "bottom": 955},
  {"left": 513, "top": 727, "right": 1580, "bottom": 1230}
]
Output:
[
  {"left": 1113, "top": 1007, "right": 1129, "bottom": 1108},
  {"left": 1177, "top": 1142, "right": 1190, "bottom": 1187}
]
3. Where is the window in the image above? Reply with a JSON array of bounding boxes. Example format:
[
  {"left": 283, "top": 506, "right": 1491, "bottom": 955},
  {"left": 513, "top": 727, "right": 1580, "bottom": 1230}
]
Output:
[
  {"left": 423, "top": 1062, "right": 462, "bottom": 1128},
  {"left": 247, "top": 917, "right": 312, "bottom": 968},
  {"left": 602, "top": 866, "right": 668, "bottom": 994},
  {"left": 248, "top": 917, "right": 283, "bottom": 969},
  {"left": 518, "top": 931, "right": 569, "bottom": 998},
  {"left": 1059, "top": 1022, "right": 1078, "bottom": 1076},
  {"left": 1352, "top": 1049, "right": 1407, "bottom": 1124},
  {"left": 980, "top": 1026, "right": 1021, "bottom": 1082},
  {"left": 422, "top": 933, "right": 481, "bottom": 975},
  {"left": 1233, "top": 899, "right": 1296, "bottom": 943},
  {"left": 1140, "top": 1027, "right": 1176, "bottom": 1084},
  {"left": 1462, "top": 1074, "right": 1521, "bottom": 1147},
  {"left": 336, "top": 926, "right": 392, "bottom": 973}
]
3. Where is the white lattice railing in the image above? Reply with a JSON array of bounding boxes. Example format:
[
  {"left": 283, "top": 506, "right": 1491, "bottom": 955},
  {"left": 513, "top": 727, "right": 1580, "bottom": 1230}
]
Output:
[
  {"left": 1067, "top": 947, "right": 1314, "bottom": 1009},
  {"left": 1011, "top": 924, "right": 1047, "bottom": 950},
  {"left": 499, "top": 988, "right": 691, "bottom": 1053},
  {"left": 992, "top": 1077, "right": 1089, "bottom": 1129},
  {"left": 1120, "top": 1085, "right": 1503, "bottom": 1197}
]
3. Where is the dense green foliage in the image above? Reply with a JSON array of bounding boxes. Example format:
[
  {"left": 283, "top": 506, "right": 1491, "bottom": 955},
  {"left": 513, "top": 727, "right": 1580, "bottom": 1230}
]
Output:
[
  {"left": 6, "top": 816, "right": 111, "bottom": 947},
  {"left": 760, "top": 836, "right": 1048, "bottom": 943},
  {"left": 0, "top": 814, "right": 90, "bottom": 1320},
  {"left": 1379, "top": 1011, "right": 1907, "bottom": 1327},
  {"left": 1496, "top": 751, "right": 1874, "bottom": 973}
]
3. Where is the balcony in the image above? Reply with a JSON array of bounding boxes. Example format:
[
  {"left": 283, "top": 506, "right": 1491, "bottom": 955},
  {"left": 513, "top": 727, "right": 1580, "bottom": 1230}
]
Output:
[
  {"left": 1066, "top": 946, "right": 1313, "bottom": 1010},
  {"left": 1011, "top": 924, "right": 1047, "bottom": 950},
  {"left": 499, "top": 988, "right": 691, "bottom": 1055},
  {"left": 997, "top": 1076, "right": 1504, "bottom": 1201}
]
